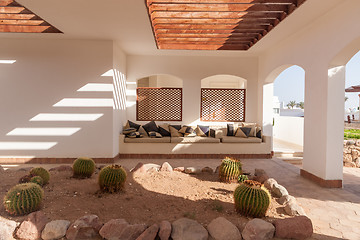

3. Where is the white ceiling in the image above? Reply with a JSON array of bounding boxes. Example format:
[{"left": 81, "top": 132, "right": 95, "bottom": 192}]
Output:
[{"left": 1, "top": 0, "right": 340, "bottom": 56}]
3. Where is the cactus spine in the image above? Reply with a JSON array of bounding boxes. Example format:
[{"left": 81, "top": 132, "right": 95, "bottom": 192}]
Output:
[
  {"left": 30, "top": 167, "right": 50, "bottom": 185},
  {"left": 30, "top": 176, "right": 44, "bottom": 186},
  {"left": 219, "top": 157, "right": 242, "bottom": 183},
  {"left": 3, "top": 183, "right": 44, "bottom": 216},
  {"left": 238, "top": 174, "right": 249, "bottom": 183},
  {"left": 72, "top": 157, "right": 96, "bottom": 178},
  {"left": 98, "top": 165, "right": 127, "bottom": 193},
  {"left": 234, "top": 180, "right": 271, "bottom": 218}
]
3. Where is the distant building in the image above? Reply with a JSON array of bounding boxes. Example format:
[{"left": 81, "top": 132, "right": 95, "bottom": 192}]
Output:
[{"left": 273, "top": 96, "right": 304, "bottom": 117}]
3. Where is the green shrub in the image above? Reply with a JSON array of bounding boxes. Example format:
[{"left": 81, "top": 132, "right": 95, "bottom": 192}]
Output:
[
  {"left": 30, "top": 167, "right": 50, "bottom": 185},
  {"left": 219, "top": 157, "right": 242, "bottom": 183},
  {"left": 238, "top": 174, "right": 249, "bottom": 183},
  {"left": 3, "top": 183, "right": 44, "bottom": 216},
  {"left": 234, "top": 180, "right": 271, "bottom": 218},
  {"left": 98, "top": 165, "right": 127, "bottom": 193},
  {"left": 73, "top": 157, "right": 96, "bottom": 178}
]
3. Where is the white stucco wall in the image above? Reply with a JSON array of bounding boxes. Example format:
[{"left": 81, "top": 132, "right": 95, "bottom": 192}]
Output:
[
  {"left": 126, "top": 55, "right": 259, "bottom": 126},
  {"left": 201, "top": 75, "right": 247, "bottom": 89},
  {"left": 273, "top": 116, "right": 304, "bottom": 147},
  {"left": 0, "top": 39, "right": 114, "bottom": 158}
]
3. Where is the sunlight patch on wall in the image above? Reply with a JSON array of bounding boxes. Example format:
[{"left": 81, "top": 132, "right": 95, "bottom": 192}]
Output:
[
  {"left": 0, "top": 142, "right": 57, "bottom": 150},
  {"left": 7, "top": 128, "right": 81, "bottom": 136},
  {"left": 102, "top": 69, "right": 114, "bottom": 77},
  {"left": 30, "top": 113, "right": 104, "bottom": 122},
  {"left": 77, "top": 83, "right": 113, "bottom": 92},
  {"left": 0, "top": 60, "right": 16, "bottom": 64},
  {"left": 53, "top": 98, "right": 113, "bottom": 107}
]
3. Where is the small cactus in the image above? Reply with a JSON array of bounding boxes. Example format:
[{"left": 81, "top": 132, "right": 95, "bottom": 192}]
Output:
[
  {"left": 219, "top": 157, "right": 242, "bottom": 183},
  {"left": 30, "top": 176, "right": 44, "bottom": 186},
  {"left": 72, "top": 157, "right": 95, "bottom": 178},
  {"left": 3, "top": 183, "right": 44, "bottom": 216},
  {"left": 98, "top": 165, "right": 127, "bottom": 193},
  {"left": 30, "top": 167, "right": 50, "bottom": 185},
  {"left": 238, "top": 174, "right": 249, "bottom": 183},
  {"left": 234, "top": 180, "right": 271, "bottom": 218}
]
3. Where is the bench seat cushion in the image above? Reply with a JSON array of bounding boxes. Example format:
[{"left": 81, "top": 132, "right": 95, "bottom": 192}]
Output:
[
  {"left": 171, "top": 136, "right": 220, "bottom": 143},
  {"left": 124, "top": 137, "right": 171, "bottom": 143},
  {"left": 221, "top": 136, "right": 262, "bottom": 143}
]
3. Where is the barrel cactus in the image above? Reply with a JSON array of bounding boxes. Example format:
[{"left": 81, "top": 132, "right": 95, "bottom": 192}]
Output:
[
  {"left": 30, "top": 167, "right": 50, "bottom": 185},
  {"left": 219, "top": 157, "right": 242, "bottom": 183},
  {"left": 98, "top": 165, "right": 127, "bottom": 193},
  {"left": 30, "top": 176, "right": 44, "bottom": 186},
  {"left": 234, "top": 180, "right": 271, "bottom": 218},
  {"left": 72, "top": 157, "right": 96, "bottom": 178},
  {"left": 238, "top": 174, "right": 249, "bottom": 183},
  {"left": 3, "top": 183, "right": 44, "bottom": 216}
]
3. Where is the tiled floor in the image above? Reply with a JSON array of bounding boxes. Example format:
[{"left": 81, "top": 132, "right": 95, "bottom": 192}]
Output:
[{"left": 2, "top": 158, "right": 360, "bottom": 239}]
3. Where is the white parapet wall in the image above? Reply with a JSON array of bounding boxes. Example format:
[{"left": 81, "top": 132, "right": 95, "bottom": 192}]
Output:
[{"left": 273, "top": 116, "right": 304, "bottom": 147}]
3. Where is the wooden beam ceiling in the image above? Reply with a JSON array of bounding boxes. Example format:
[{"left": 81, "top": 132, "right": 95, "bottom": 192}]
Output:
[
  {"left": 146, "top": 0, "right": 307, "bottom": 50},
  {"left": 0, "top": 0, "right": 61, "bottom": 33}
]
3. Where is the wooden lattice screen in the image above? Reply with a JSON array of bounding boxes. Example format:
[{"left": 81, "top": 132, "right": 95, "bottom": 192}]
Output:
[
  {"left": 201, "top": 88, "right": 246, "bottom": 122},
  {"left": 137, "top": 88, "right": 182, "bottom": 121}
]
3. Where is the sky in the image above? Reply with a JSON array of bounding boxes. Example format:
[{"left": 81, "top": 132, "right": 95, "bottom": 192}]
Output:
[{"left": 274, "top": 51, "right": 360, "bottom": 110}]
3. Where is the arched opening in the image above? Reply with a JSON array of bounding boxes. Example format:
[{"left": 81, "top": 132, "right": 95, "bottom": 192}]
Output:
[
  {"left": 136, "top": 74, "right": 183, "bottom": 122},
  {"left": 200, "top": 75, "right": 247, "bottom": 122},
  {"left": 264, "top": 65, "right": 305, "bottom": 162}
]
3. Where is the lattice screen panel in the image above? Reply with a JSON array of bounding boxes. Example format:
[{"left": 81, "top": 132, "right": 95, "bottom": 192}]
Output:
[
  {"left": 201, "top": 88, "right": 246, "bottom": 122},
  {"left": 137, "top": 88, "right": 182, "bottom": 121}
]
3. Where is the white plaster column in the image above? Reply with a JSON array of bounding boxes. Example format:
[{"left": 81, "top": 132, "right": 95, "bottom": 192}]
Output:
[
  {"left": 302, "top": 65, "right": 345, "bottom": 184},
  {"left": 262, "top": 82, "right": 274, "bottom": 150}
]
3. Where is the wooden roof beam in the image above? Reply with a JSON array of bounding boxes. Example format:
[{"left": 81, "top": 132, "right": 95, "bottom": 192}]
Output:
[
  {"left": 150, "top": 11, "right": 283, "bottom": 19},
  {"left": 159, "top": 43, "right": 250, "bottom": 50},
  {"left": 152, "top": 18, "right": 275, "bottom": 25},
  {"left": 0, "top": 25, "right": 61, "bottom": 33},
  {"left": 154, "top": 23, "right": 268, "bottom": 30},
  {"left": 148, "top": 3, "right": 289, "bottom": 13},
  {"left": 0, "top": 19, "right": 44, "bottom": 25},
  {"left": 156, "top": 29, "right": 264, "bottom": 34},
  {"left": 147, "top": 0, "right": 298, "bottom": 5},
  {"left": 0, "top": 13, "right": 37, "bottom": 19},
  {"left": 157, "top": 34, "right": 256, "bottom": 40}
]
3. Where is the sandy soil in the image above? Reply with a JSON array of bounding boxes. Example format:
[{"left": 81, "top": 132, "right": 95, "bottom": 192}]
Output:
[{"left": 0, "top": 166, "right": 286, "bottom": 230}]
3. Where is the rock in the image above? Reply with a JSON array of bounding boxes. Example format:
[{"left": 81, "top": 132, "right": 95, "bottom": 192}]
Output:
[
  {"left": 160, "top": 162, "right": 173, "bottom": 172},
  {"left": 49, "top": 165, "right": 72, "bottom": 172},
  {"left": 66, "top": 215, "right": 103, "bottom": 240},
  {"left": 242, "top": 218, "right": 275, "bottom": 240},
  {"left": 343, "top": 153, "right": 353, "bottom": 163},
  {"left": 264, "top": 178, "right": 277, "bottom": 191},
  {"left": 0, "top": 165, "right": 4, "bottom": 172},
  {"left": 274, "top": 216, "right": 313, "bottom": 239},
  {"left": 99, "top": 219, "right": 147, "bottom": 240},
  {"left": 253, "top": 173, "right": 269, "bottom": 184},
  {"left": 272, "top": 183, "right": 289, "bottom": 198},
  {"left": 136, "top": 224, "right": 159, "bottom": 240},
  {"left": 352, "top": 149, "right": 360, "bottom": 160},
  {"left": 356, "top": 139, "right": 360, "bottom": 146},
  {"left": 171, "top": 218, "right": 208, "bottom": 240},
  {"left": 347, "top": 140, "right": 356, "bottom": 145},
  {"left": 41, "top": 220, "right": 71, "bottom": 240},
  {"left": 0, "top": 216, "right": 19, "bottom": 240},
  {"left": 254, "top": 169, "right": 266, "bottom": 176},
  {"left": 278, "top": 195, "right": 296, "bottom": 205},
  {"left": 355, "top": 158, "right": 360, "bottom": 168},
  {"left": 184, "top": 167, "right": 201, "bottom": 174},
  {"left": 344, "top": 162, "right": 356, "bottom": 168},
  {"left": 159, "top": 220, "right": 171, "bottom": 240},
  {"left": 174, "top": 167, "right": 185, "bottom": 172},
  {"left": 284, "top": 201, "right": 306, "bottom": 216},
  {"left": 207, "top": 217, "right": 242, "bottom": 240},
  {"left": 201, "top": 167, "right": 213, "bottom": 174},
  {"left": 16, "top": 211, "right": 49, "bottom": 240},
  {"left": 215, "top": 166, "right": 220, "bottom": 174}
]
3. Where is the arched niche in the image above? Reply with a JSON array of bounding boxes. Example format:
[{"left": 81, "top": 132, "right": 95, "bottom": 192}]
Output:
[
  {"left": 137, "top": 74, "right": 183, "bottom": 88},
  {"left": 201, "top": 74, "right": 247, "bottom": 89}
]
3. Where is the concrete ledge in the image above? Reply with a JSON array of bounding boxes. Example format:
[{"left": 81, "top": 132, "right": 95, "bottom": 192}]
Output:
[
  {"left": 119, "top": 153, "right": 272, "bottom": 159},
  {"left": 300, "top": 169, "right": 342, "bottom": 188},
  {"left": 0, "top": 157, "right": 116, "bottom": 164}
]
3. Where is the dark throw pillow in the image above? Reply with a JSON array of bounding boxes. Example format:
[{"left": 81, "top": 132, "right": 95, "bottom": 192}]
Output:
[
  {"left": 197, "top": 125, "right": 209, "bottom": 137},
  {"left": 209, "top": 129, "right": 216, "bottom": 138},
  {"left": 127, "top": 120, "right": 141, "bottom": 131},
  {"left": 143, "top": 121, "right": 159, "bottom": 133},
  {"left": 235, "top": 127, "right": 251, "bottom": 138},
  {"left": 169, "top": 125, "right": 182, "bottom": 131},
  {"left": 128, "top": 132, "right": 143, "bottom": 138},
  {"left": 227, "top": 123, "right": 235, "bottom": 136},
  {"left": 158, "top": 124, "right": 171, "bottom": 137}
]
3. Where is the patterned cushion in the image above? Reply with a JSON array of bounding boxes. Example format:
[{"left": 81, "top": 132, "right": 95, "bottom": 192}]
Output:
[
  {"left": 235, "top": 127, "right": 251, "bottom": 138},
  {"left": 122, "top": 128, "right": 136, "bottom": 135},
  {"left": 179, "top": 126, "right": 195, "bottom": 136},
  {"left": 127, "top": 132, "right": 143, "bottom": 138},
  {"left": 195, "top": 125, "right": 209, "bottom": 137},
  {"left": 138, "top": 126, "right": 149, "bottom": 138},
  {"left": 209, "top": 129, "right": 216, "bottom": 138},
  {"left": 242, "top": 123, "right": 257, "bottom": 137},
  {"left": 169, "top": 125, "right": 182, "bottom": 137},
  {"left": 125, "top": 120, "right": 141, "bottom": 131},
  {"left": 148, "top": 131, "right": 163, "bottom": 138},
  {"left": 143, "top": 121, "right": 159, "bottom": 133},
  {"left": 158, "top": 123, "right": 171, "bottom": 137}
]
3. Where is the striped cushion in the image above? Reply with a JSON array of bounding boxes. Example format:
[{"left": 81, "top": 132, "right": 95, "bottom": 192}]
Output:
[
  {"left": 127, "top": 132, "right": 143, "bottom": 138},
  {"left": 235, "top": 127, "right": 251, "bottom": 138},
  {"left": 122, "top": 128, "right": 136, "bottom": 135},
  {"left": 149, "top": 131, "right": 163, "bottom": 138}
]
